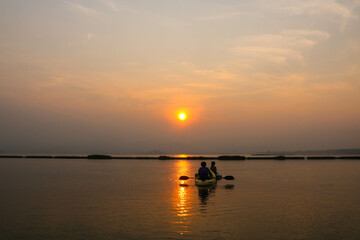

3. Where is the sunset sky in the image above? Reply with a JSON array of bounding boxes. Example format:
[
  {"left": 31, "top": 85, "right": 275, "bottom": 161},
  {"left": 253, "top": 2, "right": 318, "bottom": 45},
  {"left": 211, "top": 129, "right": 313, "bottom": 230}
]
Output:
[{"left": 1, "top": 0, "right": 359, "bottom": 154}]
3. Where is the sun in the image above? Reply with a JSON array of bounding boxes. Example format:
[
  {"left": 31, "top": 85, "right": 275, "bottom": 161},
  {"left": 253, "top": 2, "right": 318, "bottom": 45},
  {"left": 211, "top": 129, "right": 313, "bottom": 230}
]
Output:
[{"left": 178, "top": 113, "right": 187, "bottom": 121}]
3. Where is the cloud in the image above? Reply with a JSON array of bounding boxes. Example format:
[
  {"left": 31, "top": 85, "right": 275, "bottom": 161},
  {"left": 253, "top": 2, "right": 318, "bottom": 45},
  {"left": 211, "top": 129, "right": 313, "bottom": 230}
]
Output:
[
  {"left": 100, "top": 0, "right": 119, "bottom": 13},
  {"left": 274, "top": 0, "right": 358, "bottom": 20},
  {"left": 194, "top": 69, "right": 238, "bottom": 80},
  {"left": 99, "top": 0, "right": 140, "bottom": 15},
  {"left": 200, "top": 0, "right": 358, "bottom": 30},
  {"left": 264, "top": 0, "right": 359, "bottom": 30},
  {"left": 236, "top": 46, "right": 302, "bottom": 63},
  {"left": 234, "top": 29, "right": 330, "bottom": 64},
  {"left": 184, "top": 82, "right": 230, "bottom": 90},
  {"left": 66, "top": 2, "right": 98, "bottom": 15},
  {"left": 310, "top": 81, "right": 354, "bottom": 92},
  {"left": 87, "top": 32, "right": 93, "bottom": 40},
  {"left": 198, "top": 11, "right": 247, "bottom": 21}
]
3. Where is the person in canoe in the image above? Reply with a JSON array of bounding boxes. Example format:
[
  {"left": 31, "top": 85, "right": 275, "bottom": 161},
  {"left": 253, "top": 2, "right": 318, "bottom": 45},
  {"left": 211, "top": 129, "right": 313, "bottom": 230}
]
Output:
[
  {"left": 198, "top": 161, "right": 212, "bottom": 180},
  {"left": 210, "top": 161, "right": 217, "bottom": 174}
]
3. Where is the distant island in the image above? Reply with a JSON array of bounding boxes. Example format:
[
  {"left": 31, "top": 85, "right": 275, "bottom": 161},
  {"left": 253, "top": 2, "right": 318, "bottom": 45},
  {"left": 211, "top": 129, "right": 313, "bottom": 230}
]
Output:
[
  {"left": 255, "top": 148, "right": 360, "bottom": 155},
  {"left": 0, "top": 151, "right": 360, "bottom": 160}
]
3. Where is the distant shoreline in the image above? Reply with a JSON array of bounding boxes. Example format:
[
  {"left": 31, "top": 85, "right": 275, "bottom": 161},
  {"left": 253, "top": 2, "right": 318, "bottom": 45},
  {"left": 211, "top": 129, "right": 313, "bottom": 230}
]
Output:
[{"left": 0, "top": 154, "right": 360, "bottom": 160}]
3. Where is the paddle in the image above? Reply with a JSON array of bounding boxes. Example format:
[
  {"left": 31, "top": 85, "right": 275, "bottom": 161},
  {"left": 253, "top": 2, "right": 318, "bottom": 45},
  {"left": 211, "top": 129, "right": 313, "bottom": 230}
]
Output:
[
  {"left": 223, "top": 176, "right": 234, "bottom": 180},
  {"left": 179, "top": 175, "right": 235, "bottom": 180},
  {"left": 179, "top": 176, "right": 192, "bottom": 180}
]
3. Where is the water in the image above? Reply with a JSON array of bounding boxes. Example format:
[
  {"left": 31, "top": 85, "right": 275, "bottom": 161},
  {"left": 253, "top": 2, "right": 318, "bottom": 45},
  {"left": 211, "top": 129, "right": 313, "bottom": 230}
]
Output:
[{"left": 0, "top": 158, "right": 359, "bottom": 240}]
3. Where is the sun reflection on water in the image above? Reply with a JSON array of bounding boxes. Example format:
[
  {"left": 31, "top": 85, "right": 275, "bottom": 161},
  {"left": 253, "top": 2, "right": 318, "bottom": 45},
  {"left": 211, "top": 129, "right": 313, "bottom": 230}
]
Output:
[
  {"left": 172, "top": 160, "right": 193, "bottom": 236},
  {"left": 177, "top": 186, "right": 189, "bottom": 217},
  {"left": 175, "top": 160, "right": 191, "bottom": 217}
]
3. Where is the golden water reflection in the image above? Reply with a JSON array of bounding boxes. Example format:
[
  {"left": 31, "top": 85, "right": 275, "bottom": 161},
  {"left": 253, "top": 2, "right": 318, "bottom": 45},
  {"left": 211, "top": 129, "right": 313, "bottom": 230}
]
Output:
[
  {"left": 171, "top": 160, "right": 193, "bottom": 236},
  {"left": 177, "top": 186, "right": 189, "bottom": 217},
  {"left": 172, "top": 160, "right": 219, "bottom": 237},
  {"left": 174, "top": 160, "right": 192, "bottom": 217}
]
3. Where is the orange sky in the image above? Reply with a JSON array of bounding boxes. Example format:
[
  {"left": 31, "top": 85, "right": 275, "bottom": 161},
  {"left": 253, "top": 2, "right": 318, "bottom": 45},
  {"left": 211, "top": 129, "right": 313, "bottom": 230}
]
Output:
[{"left": 0, "top": 0, "right": 359, "bottom": 153}]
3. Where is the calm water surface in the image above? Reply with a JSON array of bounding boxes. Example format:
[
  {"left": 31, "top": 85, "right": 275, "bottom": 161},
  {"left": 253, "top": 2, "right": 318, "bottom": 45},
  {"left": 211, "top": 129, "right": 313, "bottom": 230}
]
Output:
[{"left": 0, "top": 158, "right": 360, "bottom": 240}]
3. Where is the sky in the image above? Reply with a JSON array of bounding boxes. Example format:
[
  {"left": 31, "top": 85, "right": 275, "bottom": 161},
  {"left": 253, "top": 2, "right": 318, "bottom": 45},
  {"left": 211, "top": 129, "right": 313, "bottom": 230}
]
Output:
[{"left": 0, "top": 0, "right": 360, "bottom": 154}]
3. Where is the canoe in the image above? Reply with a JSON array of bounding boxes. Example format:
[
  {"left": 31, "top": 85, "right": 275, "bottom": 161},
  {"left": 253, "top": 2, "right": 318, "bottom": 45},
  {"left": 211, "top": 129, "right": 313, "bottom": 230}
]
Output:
[
  {"left": 195, "top": 172, "right": 222, "bottom": 180},
  {"left": 195, "top": 170, "right": 216, "bottom": 186}
]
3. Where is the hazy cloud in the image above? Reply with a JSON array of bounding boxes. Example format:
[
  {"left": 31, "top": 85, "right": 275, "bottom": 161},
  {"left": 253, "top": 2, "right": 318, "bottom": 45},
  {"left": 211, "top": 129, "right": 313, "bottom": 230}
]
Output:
[
  {"left": 234, "top": 29, "right": 330, "bottom": 64},
  {"left": 274, "top": 0, "right": 358, "bottom": 19},
  {"left": 66, "top": 2, "right": 98, "bottom": 15},
  {"left": 199, "top": 0, "right": 358, "bottom": 30},
  {"left": 264, "top": 0, "right": 359, "bottom": 30},
  {"left": 194, "top": 69, "right": 238, "bottom": 80},
  {"left": 100, "top": 0, "right": 119, "bottom": 13},
  {"left": 198, "top": 11, "right": 247, "bottom": 21},
  {"left": 87, "top": 32, "right": 93, "bottom": 40}
]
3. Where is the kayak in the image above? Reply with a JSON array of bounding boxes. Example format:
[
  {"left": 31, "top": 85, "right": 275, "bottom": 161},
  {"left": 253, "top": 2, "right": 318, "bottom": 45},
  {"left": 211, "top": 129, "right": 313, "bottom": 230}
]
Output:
[
  {"left": 195, "top": 170, "right": 216, "bottom": 186},
  {"left": 195, "top": 172, "right": 222, "bottom": 180}
]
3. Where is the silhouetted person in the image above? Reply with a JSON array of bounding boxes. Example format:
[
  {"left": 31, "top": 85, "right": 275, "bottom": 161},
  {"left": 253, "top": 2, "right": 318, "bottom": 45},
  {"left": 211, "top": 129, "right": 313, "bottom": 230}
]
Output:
[
  {"left": 198, "top": 161, "right": 212, "bottom": 180},
  {"left": 210, "top": 161, "right": 217, "bottom": 174}
]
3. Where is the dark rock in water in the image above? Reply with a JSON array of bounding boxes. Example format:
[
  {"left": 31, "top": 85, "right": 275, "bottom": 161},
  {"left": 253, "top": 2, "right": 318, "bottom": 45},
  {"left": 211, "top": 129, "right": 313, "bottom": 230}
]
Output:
[
  {"left": 218, "top": 155, "right": 246, "bottom": 160},
  {"left": 87, "top": 154, "right": 112, "bottom": 159},
  {"left": 159, "top": 155, "right": 171, "bottom": 160}
]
